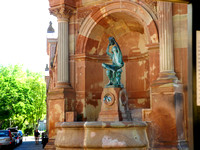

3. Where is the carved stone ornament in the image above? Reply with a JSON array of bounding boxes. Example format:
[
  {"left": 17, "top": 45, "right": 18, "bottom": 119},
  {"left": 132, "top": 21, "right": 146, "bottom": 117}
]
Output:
[
  {"left": 103, "top": 93, "right": 115, "bottom": 106},
  {"left": 49, "top": 4, "right": 74, "bottom": 20}
]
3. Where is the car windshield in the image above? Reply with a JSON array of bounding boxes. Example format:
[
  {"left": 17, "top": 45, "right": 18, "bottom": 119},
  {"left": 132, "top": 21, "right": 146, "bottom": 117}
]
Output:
[
  {"left": 8, "top": 129, "right": 18, "bottom": 132},
  {"left": 0, "top": 131, "right": 9, "bottom": 137}
]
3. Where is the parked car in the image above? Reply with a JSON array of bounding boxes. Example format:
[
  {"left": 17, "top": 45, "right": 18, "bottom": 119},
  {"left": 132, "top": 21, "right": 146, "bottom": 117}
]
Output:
[
  {"left": 12, "top": 133, "right": 22, "bottom": 145},
  {"left": 6, "top": 128, "right": 18, "bottom": 134},
  {"left": 7, "top": 128, "right": 23, "bottom": 145},
  {"left": 18, "top": 130, "right": 23, "bottom": 144},
  {"left": 18, "top": 130, "right": 23, "bottom": 137},
  {"left": 0, "top": 130, "right": 15, "bottom": 149}
]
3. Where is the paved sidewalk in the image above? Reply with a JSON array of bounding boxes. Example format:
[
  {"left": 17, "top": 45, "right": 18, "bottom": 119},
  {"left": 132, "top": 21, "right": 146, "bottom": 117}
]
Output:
[{"left": 14, "top": 136, "right": 43, "bottom": 150}]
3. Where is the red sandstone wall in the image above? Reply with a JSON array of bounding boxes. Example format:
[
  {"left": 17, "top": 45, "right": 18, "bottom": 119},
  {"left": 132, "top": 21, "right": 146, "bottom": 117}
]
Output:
[
  {"left": 72, "top": 0, "right": 159, "bottom": 120},
  {"left": 46, "top": 0, "right": 159, "bottom": 121},
  {"left": 47, "top": 0, "right": 188, "bottom": 126}
]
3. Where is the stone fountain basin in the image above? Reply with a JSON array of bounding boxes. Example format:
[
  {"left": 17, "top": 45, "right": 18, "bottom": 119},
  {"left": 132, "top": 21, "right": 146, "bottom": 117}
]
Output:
[{"left": 55, "top": 121, "right": 148, "bottom": 150}]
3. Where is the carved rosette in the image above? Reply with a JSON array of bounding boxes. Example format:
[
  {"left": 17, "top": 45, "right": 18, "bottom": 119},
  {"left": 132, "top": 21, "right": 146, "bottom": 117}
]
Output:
[{"left": 49, "top": 4, "right": 74, "bottom": 21}]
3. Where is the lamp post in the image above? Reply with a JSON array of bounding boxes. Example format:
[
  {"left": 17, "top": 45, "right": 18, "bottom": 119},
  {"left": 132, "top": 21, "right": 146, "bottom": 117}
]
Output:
[{"left": 9, "top": 118, "right": 11, "bottom": 127}]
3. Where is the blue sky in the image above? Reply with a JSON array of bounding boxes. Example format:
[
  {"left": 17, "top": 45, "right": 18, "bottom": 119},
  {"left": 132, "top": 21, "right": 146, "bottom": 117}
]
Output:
[{"left": 0, "top": 0, "right": 57, "bottom": 73}]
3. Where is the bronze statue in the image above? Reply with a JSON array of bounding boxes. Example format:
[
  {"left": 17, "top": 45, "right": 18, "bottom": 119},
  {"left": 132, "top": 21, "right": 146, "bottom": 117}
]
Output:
[{"left": 102, "top": 37, "right": 124, "bottom": 88}]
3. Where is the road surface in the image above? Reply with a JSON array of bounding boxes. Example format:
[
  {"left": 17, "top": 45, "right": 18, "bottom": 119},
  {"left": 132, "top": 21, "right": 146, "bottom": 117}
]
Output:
[{"left": 14, "top": 136, "right": 43, "bottom": 150}]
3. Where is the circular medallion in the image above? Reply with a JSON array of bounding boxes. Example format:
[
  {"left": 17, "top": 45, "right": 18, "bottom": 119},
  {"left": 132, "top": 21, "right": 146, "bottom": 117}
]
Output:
[{"left": 103, "top": 93, "right": 115, "bottom": 106}]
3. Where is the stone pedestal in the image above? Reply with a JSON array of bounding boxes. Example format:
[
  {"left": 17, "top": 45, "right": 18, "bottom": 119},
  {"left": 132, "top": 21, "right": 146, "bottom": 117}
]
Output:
[
  {"left": 143, "top": 81, "right": 188, "bottom": 149},
  {"left": 46, "top": 87, "right": 76, "bottom": 138},
  {"left": 98, "top": 88, "right": 131, "bottom": 121},
  {"left": 47, "top": 89, "right": 65, "bottom": 139}
]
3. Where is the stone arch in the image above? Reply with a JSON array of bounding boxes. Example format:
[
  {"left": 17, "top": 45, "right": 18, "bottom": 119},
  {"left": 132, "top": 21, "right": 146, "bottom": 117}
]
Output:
[{"left": 76, "top": 1, "right": 159, "bottom": 54}]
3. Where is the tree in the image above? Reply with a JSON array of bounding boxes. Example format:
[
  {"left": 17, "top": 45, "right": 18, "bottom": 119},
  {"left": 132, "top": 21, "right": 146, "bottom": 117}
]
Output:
[
  {"left": 25, "top": 70, "right": 46, "bottom": 128},
  {"left": 0, "top": 65, "right": 46, "bottom": 131}
]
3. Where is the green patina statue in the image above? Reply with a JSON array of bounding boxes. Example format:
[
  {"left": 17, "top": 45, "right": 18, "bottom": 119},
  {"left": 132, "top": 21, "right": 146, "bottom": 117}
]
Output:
[{"left": 102, "top": 37, "right": 124, "bottom": 88}]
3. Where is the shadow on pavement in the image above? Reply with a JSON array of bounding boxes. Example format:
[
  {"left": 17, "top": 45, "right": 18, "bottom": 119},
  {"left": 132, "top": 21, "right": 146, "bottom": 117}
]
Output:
[{"left": 13, "top": 140, "right": 43, "bottom": 150}]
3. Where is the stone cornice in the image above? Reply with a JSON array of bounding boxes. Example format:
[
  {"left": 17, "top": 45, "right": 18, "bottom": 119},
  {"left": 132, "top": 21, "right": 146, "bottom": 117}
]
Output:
[
  {"left": 146, "top": 43, "right": 159, "bottom": 51},
  {"left": 70, "top": 53, "right": 149, "bottom": 62},
  {"left": 155, "top": 0, "right": 190, "bottom": 3},
  {"left": 49, "top": 0, "right": 76, "bottom": 8},
  {"left": 49, "top": 4, "right": 75, "bottom": 20}
]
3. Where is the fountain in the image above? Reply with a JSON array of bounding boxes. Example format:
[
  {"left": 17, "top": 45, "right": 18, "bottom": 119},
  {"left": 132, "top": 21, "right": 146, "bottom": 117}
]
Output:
[{"left": 54, "top": 37, "right": 149, "bottom": 150}]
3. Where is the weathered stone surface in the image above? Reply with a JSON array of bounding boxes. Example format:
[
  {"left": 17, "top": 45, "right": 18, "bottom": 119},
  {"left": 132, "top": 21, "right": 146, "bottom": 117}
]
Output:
[
  {"left": 48, "top": 99, "right": 65, "bottom": 138},
  {"left": 55, "top": 121, "right": 148, "bottom": 149},
  {"left": 47, "top": 88, "right": 76, "bottom": 138},
  {"left": 66, "top": 112, "right": 77, "bottom": 122}
]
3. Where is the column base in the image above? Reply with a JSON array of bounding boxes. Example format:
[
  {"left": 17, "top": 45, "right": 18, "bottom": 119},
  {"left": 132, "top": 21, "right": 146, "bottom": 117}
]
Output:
[
  {"left": 153, "top": 71, "right": 180, "bottom": 85},
  {"left": 56, "top": 82, "right": 71, "bottom": 88},
  {"left": 143, "top": 73, "right": 187, "bottom": 149},
  {"left": 151, "top": 71, "right": 183, "bottom": 93}
]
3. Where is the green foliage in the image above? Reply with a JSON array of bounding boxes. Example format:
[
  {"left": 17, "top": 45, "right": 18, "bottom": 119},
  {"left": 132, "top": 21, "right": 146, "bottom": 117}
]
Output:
[
  {"left": 0, "top": 65, "right": 46, "bottom": 130},
  {"left": 24, "top": 125, "right": 34, "bottom": 136}
]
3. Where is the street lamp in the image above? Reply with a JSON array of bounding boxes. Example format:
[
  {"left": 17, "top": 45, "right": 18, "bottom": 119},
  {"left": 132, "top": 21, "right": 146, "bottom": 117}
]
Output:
[{"left": 9, "top": 118, "right": 11, "bottom": 127}]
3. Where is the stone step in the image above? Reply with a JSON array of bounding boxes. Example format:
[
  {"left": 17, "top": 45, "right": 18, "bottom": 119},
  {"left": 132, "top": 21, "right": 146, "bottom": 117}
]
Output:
[{"left": 44, "top": 139, "right": 56, "bottom": 150}]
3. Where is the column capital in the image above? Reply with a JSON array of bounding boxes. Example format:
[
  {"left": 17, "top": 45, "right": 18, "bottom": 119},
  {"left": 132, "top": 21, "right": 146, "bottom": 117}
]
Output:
[{"left": 49, "top": 4, "right": 75, "bottom": 21}]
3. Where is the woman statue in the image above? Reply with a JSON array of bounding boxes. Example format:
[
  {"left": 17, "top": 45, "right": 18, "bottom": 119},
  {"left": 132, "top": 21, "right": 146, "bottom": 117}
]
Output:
[{"left": 102, "top": 37, "right": 124, "bottom": 87}]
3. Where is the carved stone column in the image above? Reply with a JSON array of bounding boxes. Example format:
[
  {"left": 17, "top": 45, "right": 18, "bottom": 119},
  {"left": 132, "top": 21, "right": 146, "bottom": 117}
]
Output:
[
  {"left": 50, "top": 5, "right": 73, "bottom": 88},
  {"left": 157, "top": 1, "right": 178, "bottom": 82},
  {"left": 46, "top": 5, "right": 76, "bottom": 142},
  {"left": 57, "top": 18, "right": 69, "bottom": 87}
]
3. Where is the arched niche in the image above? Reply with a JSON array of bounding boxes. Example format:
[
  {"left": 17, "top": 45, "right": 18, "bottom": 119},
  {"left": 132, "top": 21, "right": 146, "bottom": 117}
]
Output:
[
  {"left": 75, "top": 1, "right": 159, "bottom": 120},
  {"left": 76, "top": 1, "right": 159, "bottom": 54}
]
